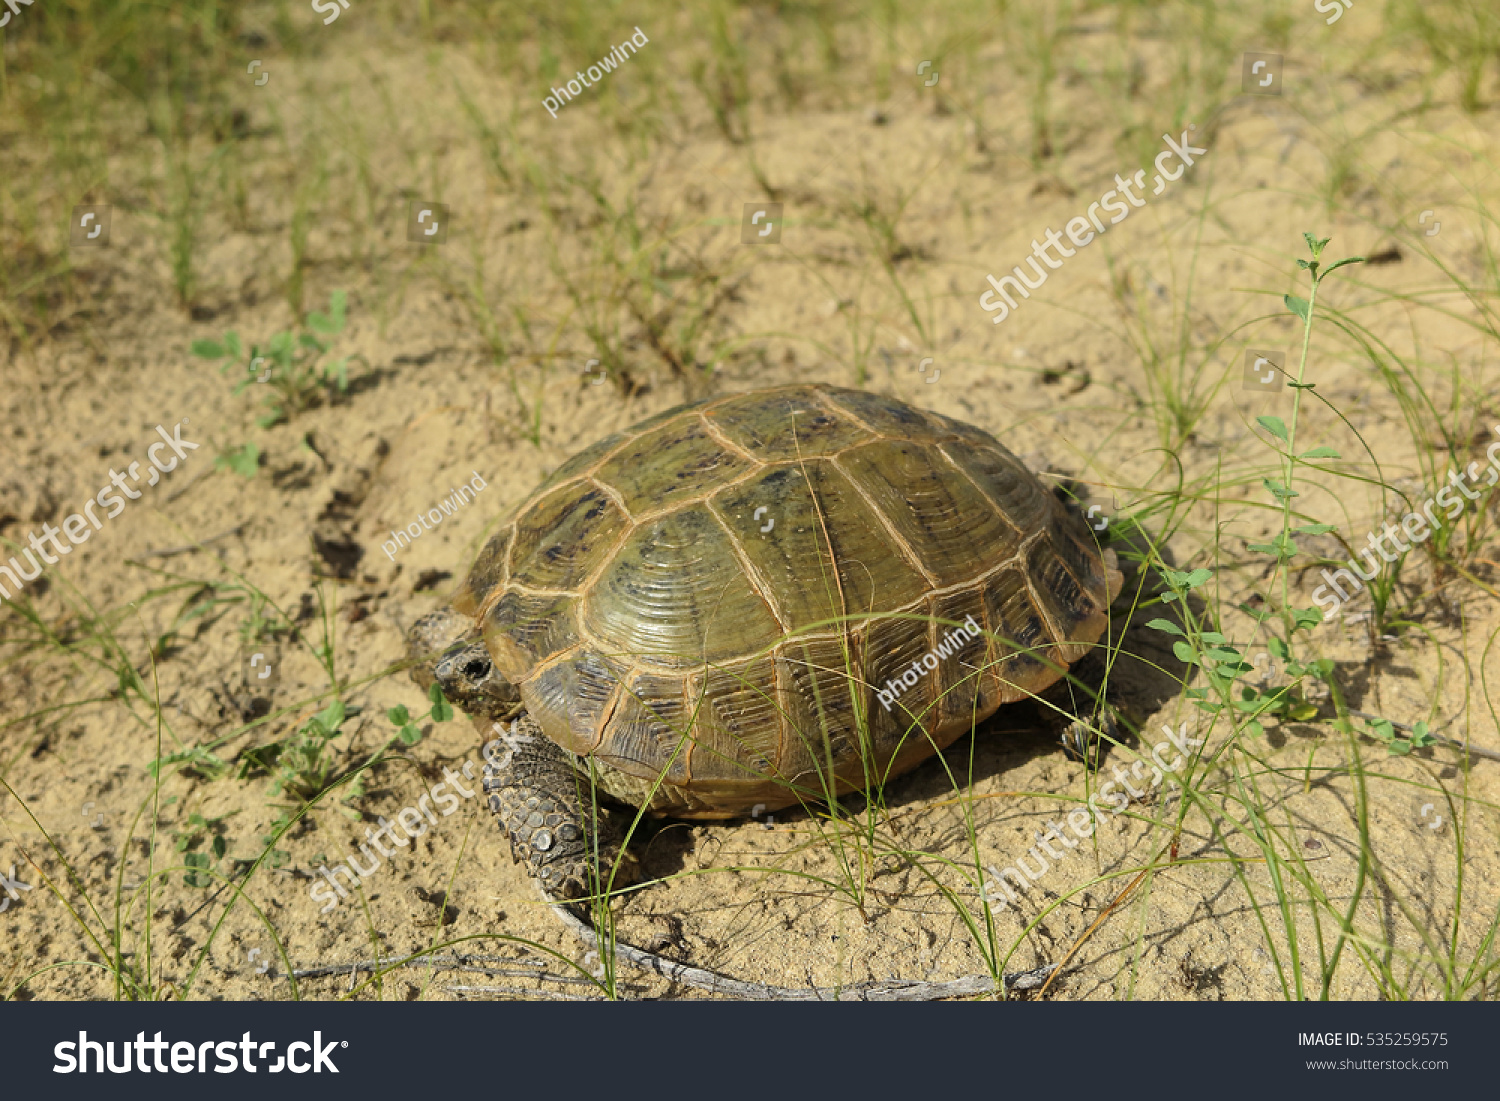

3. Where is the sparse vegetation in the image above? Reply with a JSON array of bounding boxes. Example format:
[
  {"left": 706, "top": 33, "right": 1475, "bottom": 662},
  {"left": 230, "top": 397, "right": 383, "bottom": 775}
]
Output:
[{"left": 192, "top": 291, "right": 362, "bottom": 429}]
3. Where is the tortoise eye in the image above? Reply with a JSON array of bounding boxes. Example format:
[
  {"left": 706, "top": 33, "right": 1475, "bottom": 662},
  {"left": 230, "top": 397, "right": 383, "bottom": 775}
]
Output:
[{"left": 462, "top": 656, "right": 492, "bottom": 680}]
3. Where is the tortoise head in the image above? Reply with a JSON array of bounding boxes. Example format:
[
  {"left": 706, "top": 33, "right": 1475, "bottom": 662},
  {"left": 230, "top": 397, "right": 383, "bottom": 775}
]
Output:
[{"left": 406, "top": 607, "right": 521, "bottom": 721}]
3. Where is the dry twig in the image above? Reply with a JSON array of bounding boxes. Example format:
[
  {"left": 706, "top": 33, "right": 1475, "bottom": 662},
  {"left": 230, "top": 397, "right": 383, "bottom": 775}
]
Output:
[{"left": 546, "top": 890, "right": 1055, "bottom": 1001}]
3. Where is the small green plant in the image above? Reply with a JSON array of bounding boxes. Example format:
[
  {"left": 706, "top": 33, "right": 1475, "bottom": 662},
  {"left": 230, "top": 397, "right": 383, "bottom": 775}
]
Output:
[
  {"left": 252, "top": 697, "right": 352, "bottom": 803},
  {"left": 150, "top": 744, "right": 234, "bottom": 782},
  {"left": 191, "top": 291, "right": 362, "bottom": 428},
  {"left": 214, "top": 441, "right": 261, "bottom": 478},
  {"left": 1148, "top": 234, "right": 1364, "bottom": 737},
  {"left": 173, "top": 811, "right": 237, "bottom": 889},
  {"left": 243, "top": 698, "right": 353, "bottom": 868},
  {"left": 1148, "top": 568, "right": 1329, "bottom": 737},
  {"left": 388, "top": 684, "right": 455, "bottom": 746},
  {"left": 1363, "top": 715, "right": 1436, "bottom": 756},
  {"left": 688, "top": 5, "right": 753, "bottom": 147},
  {"left": 236, "top": 588, "right": 285, "bottom": 648},
  {"left": 1000, "top": 0, "right": 1073, "bottom": 166}
]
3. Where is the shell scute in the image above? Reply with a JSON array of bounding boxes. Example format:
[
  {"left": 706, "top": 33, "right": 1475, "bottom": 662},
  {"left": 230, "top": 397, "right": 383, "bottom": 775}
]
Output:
[
  {"left": 705, "top": 390, "right": 873, "bottom": 461},
  {"left": 593, "top": 416, "right": 754, "bottom": 515},
  {"left": 836, "top": 441, "right": 1020, "bottom": 583},
  {"left": 775, "top": 635, "right": 869, "bottom": 787},
  {"left": 510, "top": 484, "right": 628, "bottom": 591},
  {"left": 596, "top": 670, "right": 692, "bottom": 783},
  {"left": 454, "top": 526, "right": 512, "bottom": 616},
  {"left": 483, "top": 589, "right": 577, "bottom": 679},
  {"left": 819, "top": 387, "right": 947, "bottom": 442},
  {"left": 927, "top": 588, "right": 994, "bottom": 727},
  {"left": 980, "top": 565, "right": 1062, "bottom": 701},
  {"left": 525, "top": 431, "right": 628, "bottom": 506},
  {"left": 685, "top": 655, "right": 782, "bottom": 781},
  {"left": 711, "top": 459, "right": 929, "bottom": 634},
  {"left": 523, "top": 648, "right": 626, "bottom": 757},
  {"left": 580, "top": 505, "right": 782, "bottom": 666}
]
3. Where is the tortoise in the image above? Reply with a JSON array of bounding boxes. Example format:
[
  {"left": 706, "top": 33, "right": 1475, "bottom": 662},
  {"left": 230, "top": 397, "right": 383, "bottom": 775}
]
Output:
[{"left": 409, "top": 384, "right": 1121, "bottom": 898}]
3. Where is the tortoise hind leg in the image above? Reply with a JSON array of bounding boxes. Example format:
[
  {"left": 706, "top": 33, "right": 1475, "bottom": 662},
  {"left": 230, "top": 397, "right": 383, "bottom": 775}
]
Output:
[
  {"left": 1060, "top": 704, "right": 1122, "bottom": 768},
  {"left": 1045, "top": 650, "right": 1129, "bottom": 768},
  {"left": 482, "top": 714, "right": 630, "bottom": 900}
]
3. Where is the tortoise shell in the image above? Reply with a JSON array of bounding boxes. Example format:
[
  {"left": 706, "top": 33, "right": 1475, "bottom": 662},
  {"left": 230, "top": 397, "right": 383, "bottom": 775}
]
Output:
[{"left": 451, "top": 384, "right": 1120, "bottom": 818}]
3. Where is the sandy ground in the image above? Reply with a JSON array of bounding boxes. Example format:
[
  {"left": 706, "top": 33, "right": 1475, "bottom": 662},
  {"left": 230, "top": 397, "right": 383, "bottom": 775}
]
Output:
[{"left": 2, "top": 10, "right": 1498, "bottom": 1000}]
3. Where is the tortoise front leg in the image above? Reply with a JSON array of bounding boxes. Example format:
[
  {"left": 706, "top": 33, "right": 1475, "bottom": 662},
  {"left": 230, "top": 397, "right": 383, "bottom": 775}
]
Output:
[{"left": 482, "top": 714, "right": 627, "bottom": 900}]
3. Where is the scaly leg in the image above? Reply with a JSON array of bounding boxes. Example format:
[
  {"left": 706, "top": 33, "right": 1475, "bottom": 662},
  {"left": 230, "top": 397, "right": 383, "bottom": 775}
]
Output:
[{"left": 482, "top": 714, "right": 628, "bottom": 900}]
